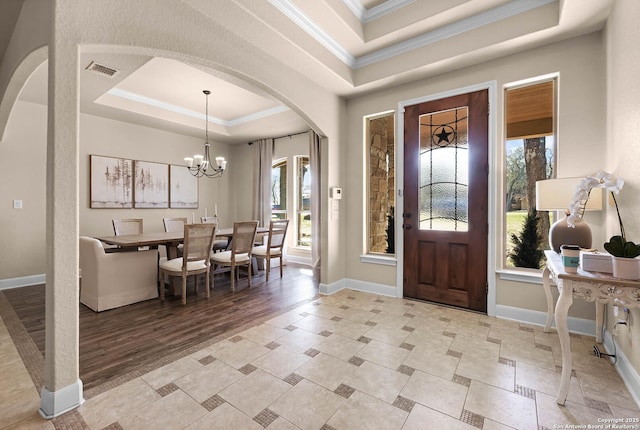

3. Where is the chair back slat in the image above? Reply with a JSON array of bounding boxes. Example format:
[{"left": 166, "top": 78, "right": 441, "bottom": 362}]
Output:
[
  {"left": 232, "top": 221, "right": 259, "bottom": 256},
  {"left": 113, "top": 219, "right": 143, "bottom": 236},
  {"left": 163, "top": 217, "right": 187, "bottom": 233},
  {"left": 182, "top": 224, "right": 217, "bottom": 265},
  {"left": 268, "top": 219, "right": 289, "bottom": 249}
]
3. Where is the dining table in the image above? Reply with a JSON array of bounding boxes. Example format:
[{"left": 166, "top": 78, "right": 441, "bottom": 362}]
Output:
[
  {"left": 96, "top": 227, "right": 268, "bottom": 260},
  {"left": 96, "top": 226, "right": 269, "bottom": 295}
]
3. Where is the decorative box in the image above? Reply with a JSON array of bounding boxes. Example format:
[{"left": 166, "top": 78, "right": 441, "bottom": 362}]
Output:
[{"left": 580, "top": 250, "right": 613, "bottom": 273}]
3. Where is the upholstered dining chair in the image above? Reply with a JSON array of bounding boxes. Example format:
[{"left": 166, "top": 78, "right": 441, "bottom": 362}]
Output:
[
  {"left": 252, "top": 219, "right": 289, "bottom": 281},
  {"left": 210, "top": 221, "right": 258, "bottom": 293},
  {"left": 158, "top": 223, "right": 217, "bottom": 305},
  {"left": 201, "top": 216, "right": 228, "bottom": 252}
]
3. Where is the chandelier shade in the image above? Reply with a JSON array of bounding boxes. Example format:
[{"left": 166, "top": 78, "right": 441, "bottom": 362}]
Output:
[{"left": 185, "top": 90, "right": 226, "bottom": 179}]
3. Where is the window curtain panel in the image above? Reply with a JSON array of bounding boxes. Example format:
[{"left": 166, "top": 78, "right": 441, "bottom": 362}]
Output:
[
  {"left": 309, "top": 131, "right": 322, "bottom": 269},
  {"left": 252, "top": 138, "right": 274, "bottom": 226}
]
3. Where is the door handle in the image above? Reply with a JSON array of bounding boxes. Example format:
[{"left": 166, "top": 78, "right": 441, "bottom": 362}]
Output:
[{"left": 403, "top": 224, "right": 412, "bottom": 230}]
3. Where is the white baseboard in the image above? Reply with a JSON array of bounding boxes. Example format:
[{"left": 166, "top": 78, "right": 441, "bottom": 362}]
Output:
[
  {"left": 285, "top": 254, "right": 311, "bottom": 266},
  {"left": 494, "top": 304, "right": 596, "bottom": 336},
  {"left": 319, "top": 278, "right": 398, "bottom": 297},
  {"left": 39, "top": 379, "right": 84, "bottom": 419},
  {"left": 0, "top": 274, "right": 45, "bottom": 290},
  {"left": 602, "top": 329, "right": 640, "bottom": 408}
]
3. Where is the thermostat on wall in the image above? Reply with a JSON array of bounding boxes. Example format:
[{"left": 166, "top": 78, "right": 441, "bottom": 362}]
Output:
[{"left": 331, "top": 187, "right": 342, "bottom": 199}]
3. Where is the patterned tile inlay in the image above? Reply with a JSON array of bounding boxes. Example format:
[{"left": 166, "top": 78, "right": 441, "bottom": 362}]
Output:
[
  {"left": 446, "top": 349, "right": 463, "bottom": 359},
  {"left": 265, "top": 341, "right": 281, "bottom": 350},
  {"left": 348, "top": 356, "right": 365, "bottom": 366},
  {"left": 519, "top": 326, "right": 534, "bottom": 333},
  {"left": 357, "top": 336, "right": 372, "bottom": 344},
  {"left": 397, "top": 364, "right": 416, "bottom": 376},
  {"left": 440, "top": 317, "right": 452, "bottom": 323},
  {"left": 347, "top": 296, "right": 356, "bottom": 300},
  {"left": 499, "top": 357, "right": 516, "bottom": 367},
  {"left": 399, "top": 342, "right": 415, "bottom": 351},
  {"left": 202, "top": 394, "right": 226, "bottom": 412},
  {"left": 331, "top": 316, "right": 343, "bottom": 322},
  {"left": 364, "top": 321, "right": 377, "bottom": 327},
  {"left": 453, "top": 374, "right": 471, "bottom": 387},
  {"left": 284, "top": 324, "right": 298, "bottom": 332},
  {"left": 460, "top": 409, "right": 484, "bottom": 429},
  {"left": 102, "top": 423, "right": 124, "bottom": 430},
  {"left": 320, "top": 424, "right": 338, "bottom": 430},
  {"left": 443, "top": 331, "right": 457, "bottom": 338},
  {"left": 515, "top": 384, "right": 536, "bottom": 399},
  {"left": 370, "top": 309, "right": 382, "bottom": 314},
  {"left": 374, "top": 299, "right": 385, "bottom": 303},
  {"left": 229, "top": 335, "right": 244, "bottom": 343},
  {"left": 584, "top": 397, "right": 612, "bottom": 414},
  {"left": 478, "top": 321, "right": 491, "bottom": 327},
  {"left": 404, "top": 302, "right": 415, "bottom": 307},
  {"left": 487, "top": 337, "right": 502, "bottom": 345},
  {"left": 392, "top": 395, "right": 415, "bottom": 412},
  {"left": 157, "top": 382, "right": 180, "bottom": 397},
  {"left": 403, "top": 312, "right": 416, "bottom": 318},
  {"left": 304, "top": 348, "right": 321, "bottom": 357},
  {"left": 334, "top": 383, "right": 356, "bottom": 399},
  {"left": 535, "top": 343, "right": 552, "bottom": 351},
  {"left": 254, "top": 408, "right": 279, "bottom": 428},
  {"left": 283, "top": 373, "right": 304, "bottom": 386},
  {"left": 239, "top": 364, "right": 258, "bottom": 375},
  {"left": 401, "top": 325, "right": 415, "bottom": 332},
  {"left": 319, "top": 330, "right": 333, "bottom": 337},
  {"left": 199, "top": 355, "right": 216, "bottom": 365},
  {"left": 339, "top": 305, "right": 350, "bottom": 310}
]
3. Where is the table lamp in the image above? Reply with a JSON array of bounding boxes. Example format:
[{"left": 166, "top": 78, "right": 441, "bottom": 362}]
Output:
[{"left": 535, "top": 178, "right": 602, "bottom": 253}]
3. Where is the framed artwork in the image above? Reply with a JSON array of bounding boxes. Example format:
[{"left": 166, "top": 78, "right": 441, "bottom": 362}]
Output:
[
  {"left": 134, "top": 160, "right": 169, "bottom": 208},
  {"left": 170, "top": 164, "right": 198, "bottom": 208},
  {"left": 90, "top": 155, "right": 133, "bottom": 208}
]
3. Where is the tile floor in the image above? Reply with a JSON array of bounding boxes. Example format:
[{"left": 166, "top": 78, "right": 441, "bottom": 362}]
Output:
[{"left": 2, "top": 289, "right": 639, "bottom": 429}]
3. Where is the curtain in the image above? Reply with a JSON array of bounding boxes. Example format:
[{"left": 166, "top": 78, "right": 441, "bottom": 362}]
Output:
[
  {"left": 309, "top": 130, "right": 322, "bottom": 269},
  {"left": 252, "top": 138, "right": 273, "bottom": 227}
]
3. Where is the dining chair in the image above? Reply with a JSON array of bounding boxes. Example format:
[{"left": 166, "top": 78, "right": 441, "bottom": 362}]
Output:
[
  {"left": 252, "top": 219, "right": 290, "bottom": 281},
  {"left": 201, "top": 216, "right": 228, "bottom": 252},
  {"left": 111, "top": 218, "right": 149, "bottom": 251},
  {"left": 163, "top": 217, "right": 188, "bottom": 232},
  {"left": 158, "top": 223, "right": 217, "bottom": 305},
  {"left": 210, "top": 221, "right": 258, "bottom": 292},
  {"left": 112, "top": 218, "right": 143, "bottom": 235}
]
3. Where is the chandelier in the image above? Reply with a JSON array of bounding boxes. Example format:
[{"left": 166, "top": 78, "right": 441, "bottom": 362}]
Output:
[{"left": 184, "top": 90, "right": 227, "bottom": 178}]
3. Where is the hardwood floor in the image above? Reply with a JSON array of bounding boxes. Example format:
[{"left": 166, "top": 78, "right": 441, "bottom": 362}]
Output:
[{"left": 2, "top": 263, "right": 319, "bottom": 396}]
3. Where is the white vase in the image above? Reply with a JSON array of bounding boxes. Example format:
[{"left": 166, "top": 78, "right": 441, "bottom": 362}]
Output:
[{"left": 612, "top": 256, "right": 640, "bottom": 280}]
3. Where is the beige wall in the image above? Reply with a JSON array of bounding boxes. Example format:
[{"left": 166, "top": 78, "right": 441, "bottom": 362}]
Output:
[
  {"left": 605, "top": 0, "right": 640, "bottom": 371},
  {"left": 345, "top": 32, "right": 606, "bottom": 318},
  {"left": 0, "top": 99, "right": 233, "bottom": 279}
]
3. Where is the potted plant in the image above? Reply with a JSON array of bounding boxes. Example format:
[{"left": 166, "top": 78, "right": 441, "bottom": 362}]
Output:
[{"left": 568, "top": 171, "right": 640, "bottom": 279}]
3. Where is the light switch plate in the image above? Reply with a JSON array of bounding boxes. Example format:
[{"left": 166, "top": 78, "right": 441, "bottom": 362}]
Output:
[{"left": 13, "top": 200, "right": 22, "bottom": 209}]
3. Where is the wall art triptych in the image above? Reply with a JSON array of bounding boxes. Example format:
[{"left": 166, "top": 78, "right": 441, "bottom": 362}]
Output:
[{"left": 90, "top": 155, "right": 198, "bottom": 209}]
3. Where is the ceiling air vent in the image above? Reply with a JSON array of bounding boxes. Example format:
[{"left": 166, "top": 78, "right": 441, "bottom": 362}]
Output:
[{"left": 85, "top": 61, "right": 119, "bottom": 78}]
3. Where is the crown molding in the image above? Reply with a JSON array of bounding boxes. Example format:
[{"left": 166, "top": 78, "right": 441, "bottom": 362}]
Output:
[{"left": 270, "top": 0, "right": 556, "bottom": 70}]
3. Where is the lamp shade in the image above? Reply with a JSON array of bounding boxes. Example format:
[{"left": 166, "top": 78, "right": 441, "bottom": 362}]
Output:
[
  {"left": 535, "top": 178, "right": 602, "bottom": 211},
  {"left": 535, "top": 177, "right": 603, "bottom": 253}
]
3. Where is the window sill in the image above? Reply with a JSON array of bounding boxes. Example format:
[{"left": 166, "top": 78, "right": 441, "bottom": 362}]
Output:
[
  {"left": 360, "top": 254, "right": 397, "bottom": 266},
  {"left": 496, "top": 268, "right": 544, "bottom": 285}
]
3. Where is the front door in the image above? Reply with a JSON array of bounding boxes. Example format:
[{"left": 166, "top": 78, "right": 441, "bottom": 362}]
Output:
[{"left": 403, "top": 90, "right": 488, "bottom": 312}]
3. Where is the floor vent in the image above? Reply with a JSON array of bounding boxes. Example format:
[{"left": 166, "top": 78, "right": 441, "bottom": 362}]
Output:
[{"left": 85, "top": 61, "right": 119, "bottom": 78}]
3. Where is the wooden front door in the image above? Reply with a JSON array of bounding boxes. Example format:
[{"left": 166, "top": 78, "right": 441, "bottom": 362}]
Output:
[{"left": 403, "top": 90, "right": 488, "bottom": 312}]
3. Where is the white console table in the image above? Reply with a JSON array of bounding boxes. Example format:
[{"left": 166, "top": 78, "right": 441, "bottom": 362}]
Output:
[{"left": 542, "top": 249, "right": 640, "bottom": 405}]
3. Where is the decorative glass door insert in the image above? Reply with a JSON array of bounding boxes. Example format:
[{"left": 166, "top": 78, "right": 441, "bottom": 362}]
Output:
[{"left": 419, "top": 107, "right": 469, "bottom": 231}]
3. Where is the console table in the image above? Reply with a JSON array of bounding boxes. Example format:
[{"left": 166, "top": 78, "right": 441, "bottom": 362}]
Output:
[{"left": 541, "top": 249, "right": 640, "bottom": 405}]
